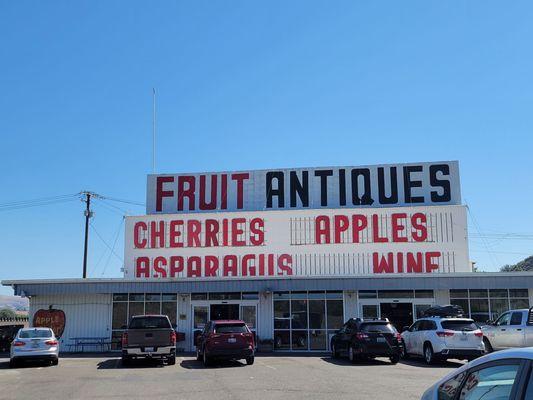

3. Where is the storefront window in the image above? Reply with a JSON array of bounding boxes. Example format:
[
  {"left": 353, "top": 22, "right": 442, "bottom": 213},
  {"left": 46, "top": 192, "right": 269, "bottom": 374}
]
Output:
[
  {"left": 450, "top": 289, "right": 529, "bottom": 323},
  {"left": 112, "top": 302, "right": 127, "bottom": 329},
  {"left": 362, "top": 304, "right": 378, "bottom": 319},
  {"left": 378, "top": 290, "right": 414, "bottom": 299},
  {"left": 273, "top": 291, "right": 344, "bottom": 351}
]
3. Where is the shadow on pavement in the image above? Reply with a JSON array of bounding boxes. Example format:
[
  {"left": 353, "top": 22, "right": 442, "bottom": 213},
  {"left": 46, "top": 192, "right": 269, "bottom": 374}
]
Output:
[
  {"left": 97, "top": 358, "right": 165, "bottom": 369},
  {"left": 321, "top": 357, "right": 393, "bottom": 367},
  {"left": 180, "top": 359, "right": 246, "bottom": 369},
  {"left": 399, "top": 358, "right": 465, "bottom": 368}
]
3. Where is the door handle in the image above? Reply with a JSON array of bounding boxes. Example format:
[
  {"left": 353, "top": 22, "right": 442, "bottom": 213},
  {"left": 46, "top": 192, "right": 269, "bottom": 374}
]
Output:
[
  {"left": 517, "top": 329, "right": 522, "bottom": 331},
  {"left": 501, "top": 329, "right": 506, "bottom": 331}
]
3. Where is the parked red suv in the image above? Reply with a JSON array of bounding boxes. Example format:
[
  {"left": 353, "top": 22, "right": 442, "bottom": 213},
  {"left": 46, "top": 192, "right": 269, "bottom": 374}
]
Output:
[{"left": 195, "top": 320, "right": 255, "bottom": 366}]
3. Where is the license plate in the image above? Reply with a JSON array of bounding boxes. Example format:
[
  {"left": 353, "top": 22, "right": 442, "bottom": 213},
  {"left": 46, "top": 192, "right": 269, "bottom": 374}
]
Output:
[
  {"left": 228, "top": 338, "right": 237, "bottom": 343},
  {"left": 377, "top": 337, "right": 386, "bottom": 343},
  {"left": 145, "top": 347, "right": 154, "bottom": 352},
  {"left": 32, "top": 343, "right": 39, "bottom": 348},
  {"left": 460, "top": 334, "right": 468, "bottom": 341}
]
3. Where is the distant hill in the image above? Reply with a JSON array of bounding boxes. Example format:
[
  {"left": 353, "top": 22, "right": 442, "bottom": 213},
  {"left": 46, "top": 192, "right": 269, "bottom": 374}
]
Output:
[
  {"left": 501, "top": 256, "right": 533, "bottom": 272},
  {"left": 0, "top": 295, "right": 29, "bottom": 312}
]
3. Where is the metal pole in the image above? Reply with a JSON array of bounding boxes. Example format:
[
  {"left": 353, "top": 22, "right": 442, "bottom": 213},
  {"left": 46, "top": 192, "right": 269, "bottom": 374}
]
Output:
[
  {"left": 152, "top": 88, "right": 156, "bottom": 174},
  {"left": 82, "top": 192, "right": 91, "bottom": 278}
]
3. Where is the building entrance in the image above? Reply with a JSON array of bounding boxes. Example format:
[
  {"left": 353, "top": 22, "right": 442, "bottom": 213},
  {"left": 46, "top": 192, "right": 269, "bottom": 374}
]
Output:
[
  {"left": 380, "top": 302, "right": 413, "bottom": 331},
  {"left": 210, "top": 304, "right": 240, "bottom": 320}
]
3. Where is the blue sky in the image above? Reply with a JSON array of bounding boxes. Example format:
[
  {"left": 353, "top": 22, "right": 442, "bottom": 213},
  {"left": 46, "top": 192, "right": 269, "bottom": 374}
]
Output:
[{"left": 1, "top": 1, "right": 532, "bottom": 295}]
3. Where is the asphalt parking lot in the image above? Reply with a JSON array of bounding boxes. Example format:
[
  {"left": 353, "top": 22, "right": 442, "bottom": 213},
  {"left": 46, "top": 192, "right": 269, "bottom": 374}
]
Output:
[{"left": 0, "top": 353, "right": 464, "bottom": 400}]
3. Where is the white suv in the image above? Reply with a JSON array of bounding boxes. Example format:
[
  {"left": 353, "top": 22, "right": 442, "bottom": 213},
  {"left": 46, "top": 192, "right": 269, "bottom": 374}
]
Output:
[{"left": 401, "top": 317, "right": 484, "bottom": 364}]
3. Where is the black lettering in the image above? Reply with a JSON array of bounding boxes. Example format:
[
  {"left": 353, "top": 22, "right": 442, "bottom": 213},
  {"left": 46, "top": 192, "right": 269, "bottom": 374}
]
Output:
[
  {"left": 430, "top": 164, "right": 451, "bottom": 202},
  {"left": 403, "top": 165, "right": 424, "bottom": 203},
  {"left": 290, "top": 171, "right": 309, "bottom": 207},
  {"left": 377, "top": 167, "right": 398, "bottom": 204},
  {"left": 314, "top": 170, "right": 333, "bottom": 206},
  {"left": 266, "top": 171, "right": 284, "bottom": 208},
  {"left": 339, "top": 169, "right": 346, "bottom": 206},
  {"left": 351, "top": 168, "right": 374, "bottom": 205}
]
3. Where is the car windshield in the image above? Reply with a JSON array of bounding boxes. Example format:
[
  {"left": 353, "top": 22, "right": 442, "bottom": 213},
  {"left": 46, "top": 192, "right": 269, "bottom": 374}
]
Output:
[
  {"left": 19, "top": 329, "right": 52, "bottom": 338},
  {"left": 129, "top": 317, "right": 171, "bottom": 329},
  {"left": 215, "top": 323, "right": 248, "bottom": 333},
  {"left": 361, "top": 323, "right": 396, "bottom": 333},
  {"left": 441, "top": 320, "right": 478, "bottom": 331}
]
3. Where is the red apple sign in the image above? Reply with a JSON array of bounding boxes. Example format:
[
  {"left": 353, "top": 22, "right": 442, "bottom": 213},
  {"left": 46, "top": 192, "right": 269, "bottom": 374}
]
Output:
[{"left": 33, "top": 309, "right": 66, "bottom": 338}]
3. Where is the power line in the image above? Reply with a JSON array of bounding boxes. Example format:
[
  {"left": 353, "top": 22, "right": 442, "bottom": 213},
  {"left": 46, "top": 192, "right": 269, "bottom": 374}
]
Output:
[
  {"left": 89, "top": 222, "right": 124, "bottom": 262},
  {"left": 101, "top": 217, "right": 125, "bottom": 277}
]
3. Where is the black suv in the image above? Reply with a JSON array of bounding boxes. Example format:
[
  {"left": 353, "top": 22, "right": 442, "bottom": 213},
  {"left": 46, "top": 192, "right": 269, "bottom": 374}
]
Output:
[{"left": 330, "top": 318, "right": 402, "bottom": 364}]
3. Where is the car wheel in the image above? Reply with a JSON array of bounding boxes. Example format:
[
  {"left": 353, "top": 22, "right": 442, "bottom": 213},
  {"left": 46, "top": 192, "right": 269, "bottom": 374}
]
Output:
[
  {"left": 9, "top": 359, "right": 17, "bottom": 368},
  {"left": 483, "top": 337, "right": 493, "bottom": 353},
  {"left": 167, "top": 355, "right": 176, "bottom": 365},
  {"left": 390, "top": 354, "right": 400, "bottom": 364},
  {"left": 246, "top": 356, "right": 255, "bottom": 365},
  {"left": 400, "top": 341, "right": 409, "bottom": 359},
  {"left": 331, "top": 343, "right": 339, "bottom": 359},
  {"left": 424, "top": 343, "right": 435, "bottom": 365},
  {"left": 121, "top": 356, "right": 130, "bottom": 366},
  {"left": 52, "top": 358, "right": 59, "bottom": 366},
  {"left": 196, "top": 348, "right": 202, "bottom": 361},
  {"left": 202, "top": 348, "right": 211, "bottom": 367}
]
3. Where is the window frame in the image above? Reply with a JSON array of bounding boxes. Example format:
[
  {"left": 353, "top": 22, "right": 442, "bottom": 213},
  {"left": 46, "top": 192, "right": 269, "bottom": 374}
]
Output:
[{"left": 453, "top": 358, "right": 528, "bottom": 400}]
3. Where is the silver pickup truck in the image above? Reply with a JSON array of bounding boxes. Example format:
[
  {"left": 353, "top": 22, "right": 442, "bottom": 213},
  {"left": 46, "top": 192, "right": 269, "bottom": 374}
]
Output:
[
  {"left": 482, "top": 308, "right": 533, "bottom": 352},
  {"left": 121, "top": 315, "right": 176, "bottom": 365}
]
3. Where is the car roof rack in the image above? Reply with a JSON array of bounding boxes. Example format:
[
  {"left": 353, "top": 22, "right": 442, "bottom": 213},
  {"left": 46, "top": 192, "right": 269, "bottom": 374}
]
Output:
[
  {"left": 422, "top": 305, "right": 465, "bottom": 318},
  {"left": 353, "top": 317, "right": 390, "bottom": 323}
]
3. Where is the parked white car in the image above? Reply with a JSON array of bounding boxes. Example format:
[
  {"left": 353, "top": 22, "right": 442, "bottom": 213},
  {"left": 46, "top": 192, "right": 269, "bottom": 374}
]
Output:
[
  {"left": 401, "top": 317, "right": 484, "bottom": 364},
  {"left": 10, "top": 327, "right": 59, "bottom": 368},
  {"left": 482, "top": 308, "right": 533, "bottom": 352},
  {"left": 421, "top": 347, "right": 533, "bottom": 400}
]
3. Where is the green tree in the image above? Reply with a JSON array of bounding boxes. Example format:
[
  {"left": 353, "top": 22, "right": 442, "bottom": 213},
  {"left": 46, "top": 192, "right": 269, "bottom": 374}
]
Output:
[
  {"left": 0, "top": 308, "right": 17, "bottom": 319},
  {"left": 501, "top": 256, "right": 533, "bottom": 272}
]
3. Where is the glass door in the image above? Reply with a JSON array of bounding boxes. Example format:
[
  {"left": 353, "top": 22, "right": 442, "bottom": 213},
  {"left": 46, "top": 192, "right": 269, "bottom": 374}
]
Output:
[
  {"left": 193, "top": 305, "right": 208, "bottom": 348},
  {"left": 241, "top": 305, "right": 257, "bottom": 339}
]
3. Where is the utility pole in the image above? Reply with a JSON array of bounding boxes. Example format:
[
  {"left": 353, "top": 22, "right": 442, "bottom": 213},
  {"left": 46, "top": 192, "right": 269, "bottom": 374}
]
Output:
[
  {"left": 81, "top": 191, "right": 94, "bottom": 279},
  {"left": 152, "top": 88, "right": 156, "bottom": 174}
]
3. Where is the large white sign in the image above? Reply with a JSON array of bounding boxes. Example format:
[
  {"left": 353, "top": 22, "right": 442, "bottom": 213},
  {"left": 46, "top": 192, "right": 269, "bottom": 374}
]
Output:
[
  {"left": 146, "top": 161, "right": 461, "bottom": 214},
  {"left": 124, "top": 205, "right": 469, "bottom": 279}
]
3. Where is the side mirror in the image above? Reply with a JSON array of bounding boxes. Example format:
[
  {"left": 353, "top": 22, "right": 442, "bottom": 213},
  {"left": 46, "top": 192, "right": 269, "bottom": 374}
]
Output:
[{"left": 402, "top": 326, "right": 410, "bottom": 333}]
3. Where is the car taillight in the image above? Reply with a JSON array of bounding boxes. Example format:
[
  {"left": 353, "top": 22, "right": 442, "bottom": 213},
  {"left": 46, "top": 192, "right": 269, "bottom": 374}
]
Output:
[
  {"left": 245, "top": 333, "right": 254, "bottom": 346},
  {"left": 474, "top": 330, "right": 483, "bottom": 337},
  {"left": 45, "top": 340, "right": 58, "bottom": 346},
  {"left": 122, "top": 332, "right": 128, "bottom": 347},
  {"left": 170, "top": 331, "right": 176, "bottom": 345},
  {"left": 13, "top": 341, "right": 25, "bottom": 347},
  {"left": 355, "top": 333, "right": 368, "bottom": 340},
  {"left": 436, "top": 331, "right": 455, "bottom": 337},
  {"left": 395, "top": 332, "right": 402, "bottom": 341}
]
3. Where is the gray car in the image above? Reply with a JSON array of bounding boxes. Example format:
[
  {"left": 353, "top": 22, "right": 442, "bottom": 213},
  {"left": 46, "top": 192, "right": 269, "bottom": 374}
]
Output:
[
  {"left": 482, "top": 308, "right": 533, "bottom": 352},
  {"left": 10, "top": 327, "right": 59, "bottom": 367}
]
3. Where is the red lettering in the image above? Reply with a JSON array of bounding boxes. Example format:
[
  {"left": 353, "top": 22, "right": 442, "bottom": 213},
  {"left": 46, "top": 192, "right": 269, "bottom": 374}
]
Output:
[
  {"left": 392, "top": 213, "right": 408, "bottom": 242},
  {"left": 156, "top": 176, "right": 174, "bottom": 212},
  {"left": 231, "top": 173, "right": 249, "bottom": 209},
  {"left": 242, "top": 254, "right": 255, "bottom": 276},
  {"left": 150, "top": 221, "right": 165, "bottom": 248},
  {"left": 199, "top": 175, "right": 217, "bottom": 210},
  {"left": 187, "top": 256, "right": 202, "bottom": 277},
  {"left": 425, "top": 251, "right": 441, "bottom": 273},
  {"left": 134, "top": 222, "right": 147, "bottom": 248},
  {"left": 373, "top": 252, "right": 394, "bottom": 273},
  {"left": 187, "top": 220, "right": 202, "bottom": 247},
  {"left": 268, "top": 254, "right": 275, "bottom": 276},
  {"left": 221, "top": 174, "right": 228, "bottom": 209},
  {"left": 222, "top": 219, "right": 229, "bottom": 246},
  {"left": 169, "top": 220, "right": 183, "bottom": 248},
  {"left": 205, "top": 256, "right": 219, "bottom": 277},
  {"left": 412, "top": 213, "right": 427, "bottom": 242},
  {"left": 407, "top": 252, "right": 423, "bottom": 273},
  {"left": 232, "top": 218, "right": 246, "bottom": 246},
  {"left": 372, "top": 214, "right": 388, "bottom": 243},
  {"left": 177, "top": 176, "right": 195, "bottom": 211},
  {"left": 205, "top": 219, "right": 219, "bottom": 247},
  {"left": 135, "top": 257, "right": 150, "bottom": 278},
  {"left": 169, "top": 256, "right": 184, "bottom": 277},
  {"left": 249, "top": 218, "right": 264, "bottom": 245},
  {"left": 352, "top": 215, "right": 367, "bottom": 243},
  {"left": 153, "top": 256, "right": 167, "bottom": 278},
  {"left": 396, "top": 252, "right": 404, "bottom": 273},
  {"left": 278, "top": 254, "right": 293, "bottom": 275},
  {"left": 258, "top": 254, "right": 265, "bottom": 276},
  {"left": 223, "top": 255, "right": 238, "bottom": 276},
  {"left": 315, "top": 216, "right": 331, "bottom": 244},
  {"left": 334, "top": 215, "right": 349, "bottom": 243}
]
